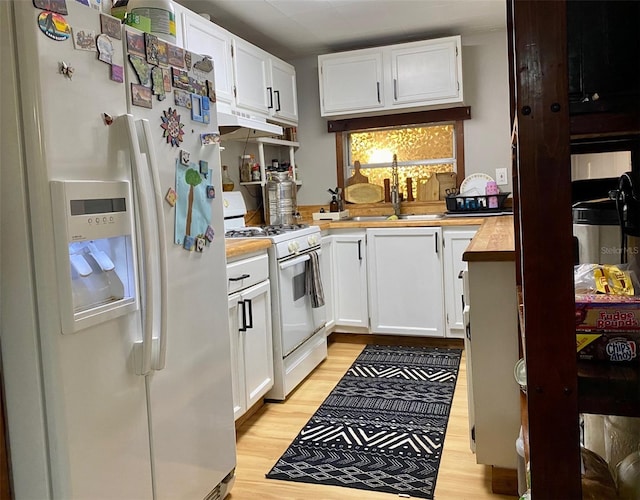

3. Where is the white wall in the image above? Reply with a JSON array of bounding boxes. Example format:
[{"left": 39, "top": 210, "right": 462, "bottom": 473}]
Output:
[{"left": 291, "top": 29, "right": 512, "bottom": 205}]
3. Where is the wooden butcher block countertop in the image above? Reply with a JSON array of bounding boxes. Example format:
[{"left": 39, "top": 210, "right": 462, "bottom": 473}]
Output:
[
  {"left": 225, "top": 239, "right": 271, "bottom": 259},
  {"left": 462, "top": 215, "right": 515, "bottom": 262}
]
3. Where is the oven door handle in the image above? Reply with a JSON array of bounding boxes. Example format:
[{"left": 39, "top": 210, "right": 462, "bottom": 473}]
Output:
[{"left": 279, "top": 254, "right": 310, "bottom": 270}]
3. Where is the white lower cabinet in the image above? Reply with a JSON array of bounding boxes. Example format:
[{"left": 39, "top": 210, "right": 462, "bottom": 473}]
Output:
[
  {"left": 465, "top": 261, "right": 520, "bottom": 469},
  {"left": 332, "top": 231, "right": 368, "bottom": 330},
  {"left": 227, "top": 253, "right": 273, "bottom": 421},
  {"left": 367, "top": 227, "right": 444, "bottom": 336},
  {"left": 320, "top": 234, "right": 335, "bottom": 332},
  {"left": 442, "top": 227, "right": 477, "bottom": 338}
]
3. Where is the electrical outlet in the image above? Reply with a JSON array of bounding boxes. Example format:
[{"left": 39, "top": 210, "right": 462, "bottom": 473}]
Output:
[{"left": 495, "top": 168, "right": 508, "bottom": 185}]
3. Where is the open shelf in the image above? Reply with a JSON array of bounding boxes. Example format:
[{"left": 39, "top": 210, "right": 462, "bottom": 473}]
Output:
[{"left": 578, "top": 361, "right": 640, "bottom": 417}]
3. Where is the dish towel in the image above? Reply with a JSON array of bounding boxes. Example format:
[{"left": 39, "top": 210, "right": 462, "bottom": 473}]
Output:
[{"left": 305, "top": 250, "right": 325, "bottom": 308}]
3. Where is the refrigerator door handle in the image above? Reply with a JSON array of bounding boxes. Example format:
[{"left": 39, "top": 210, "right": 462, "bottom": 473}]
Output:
[
  {"left": 138, "top": 119, "right": 169, "bottom": 371},
  {"left": 122, "top": 114, "right": 154, "bottom": 376}
]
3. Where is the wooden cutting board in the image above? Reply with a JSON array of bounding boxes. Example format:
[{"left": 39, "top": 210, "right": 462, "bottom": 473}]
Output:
[
  {"left": 344, "top": 183, "right": 384, "bottom": 203},
  {"left": 418, "top": 175, "right": 439, "bottom": 201},
  {"left": 346, "top": 160, "right": 369, "bottom": 186},
  {"left": 437, "top": 172, "right": 457, "bottom": 199}
]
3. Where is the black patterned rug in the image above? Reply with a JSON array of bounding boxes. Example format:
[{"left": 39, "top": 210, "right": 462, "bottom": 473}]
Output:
[{"left": 266, "top": 344, "right": 462, "bottom": 499}]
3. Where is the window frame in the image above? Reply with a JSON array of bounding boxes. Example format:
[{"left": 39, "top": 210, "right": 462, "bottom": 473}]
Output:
[{"left": 328, "top": 106, "right": 471, "bottom": 190}]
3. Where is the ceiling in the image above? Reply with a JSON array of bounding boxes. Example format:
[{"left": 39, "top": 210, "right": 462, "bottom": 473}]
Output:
[{"left": 175, "top": 0, "right": 508, "bottom": 60}]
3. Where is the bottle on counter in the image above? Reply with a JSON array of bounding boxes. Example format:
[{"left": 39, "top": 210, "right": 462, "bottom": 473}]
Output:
[
  {"left": 330, "top": 196, "right": 339, "bottom": 212},
  {"left": 221, "top": 165, "right": 234, "bottom": 192}
]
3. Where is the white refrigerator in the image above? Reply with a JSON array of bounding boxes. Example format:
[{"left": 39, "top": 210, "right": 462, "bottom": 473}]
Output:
[{"left": 0, "top": 1, "right": 236, "bottom": 499}]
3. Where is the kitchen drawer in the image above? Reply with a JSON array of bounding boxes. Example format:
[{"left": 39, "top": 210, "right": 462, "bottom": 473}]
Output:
[{"left": 227, "top": 252, "right": 269, "bottom": 294}]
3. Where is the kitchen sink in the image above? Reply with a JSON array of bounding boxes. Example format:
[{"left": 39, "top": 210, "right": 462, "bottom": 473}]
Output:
[{"left": 345, "top": 214, "right": 444, "bottom": 222}]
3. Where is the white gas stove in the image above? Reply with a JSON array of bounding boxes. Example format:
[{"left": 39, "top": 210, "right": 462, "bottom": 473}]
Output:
[{"left": 222, "top": 192, "right": 327, "bottom": 400}]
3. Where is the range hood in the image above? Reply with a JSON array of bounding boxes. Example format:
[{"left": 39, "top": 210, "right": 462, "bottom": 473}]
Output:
[{"left": 218, "top": 111, "right": 283, "bottom": 141}]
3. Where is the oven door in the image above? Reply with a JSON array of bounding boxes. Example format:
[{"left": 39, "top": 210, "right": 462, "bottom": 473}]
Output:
[{"left": 277, "top": 249, "right": 326, "bottom": 357}]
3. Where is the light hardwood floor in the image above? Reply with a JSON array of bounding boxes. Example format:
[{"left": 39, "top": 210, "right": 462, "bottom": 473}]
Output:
[{"left": 230, "top": 339, "right": 517, "bottom": 500}]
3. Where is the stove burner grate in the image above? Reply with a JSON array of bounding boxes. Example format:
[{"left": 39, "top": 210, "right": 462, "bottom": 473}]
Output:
[{"left": 263, "top": 223, "right": 309, "bottom": 235}]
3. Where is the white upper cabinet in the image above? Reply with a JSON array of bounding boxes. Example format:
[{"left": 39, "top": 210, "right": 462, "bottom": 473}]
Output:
[
  {"left": 174, "top": 4, "right": 299, "bottom": 126},
  {"left": 318, "top": 49, "right": 384, "bottom": 115},
  {"left": 180, "top": 10, "right": 235, "bottom": 107},
  {"left": 318, "top": 35, "right": 463, "bottom": 117},
  {"left": 232, "top": 38, "right": 271, "bottom": 116},
  {"left": 268, "top": 56, "right": 298, "bottom": 124},
  {"left": 391, "top": 38, "right": 461, "bottom": 105}
]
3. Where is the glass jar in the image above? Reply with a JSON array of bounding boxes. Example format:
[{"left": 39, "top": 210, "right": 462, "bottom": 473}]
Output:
[
  {"left": 221, "top": 165, "right": 234, "bottom": 192},
  {"left": 240, "top": 154, "right": 252, "bottom": 183}
]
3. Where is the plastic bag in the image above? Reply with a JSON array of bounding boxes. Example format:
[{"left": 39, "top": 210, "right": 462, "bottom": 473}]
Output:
[{"left": 574, "top": 264, "right": 639, "bottom": 296}]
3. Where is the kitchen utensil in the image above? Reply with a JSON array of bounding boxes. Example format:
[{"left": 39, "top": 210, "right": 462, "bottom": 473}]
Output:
[
  {"left": 418, "top": 175, "right": 439, "bottom": 201},
  {"left": 460, "top": 173, "right": 495, "bottom": 196},
  {"left": 346, "top": 160, "right": 369, "bottom": 186},
  {"left": 437, "top": 172, "right": 457, "bottom": 199},
  {"left": 344, "top": 183, "right": 384, "bottom": 203}
]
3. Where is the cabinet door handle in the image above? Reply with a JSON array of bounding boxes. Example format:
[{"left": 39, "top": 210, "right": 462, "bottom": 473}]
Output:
[
  {"left": 376, "top": 82, "right": 381, "bottom": 103},
  {"left": 435, "top": 233, "right": 439, "bottom": 254},
  {"left": 267, "top": 87, "right": 274, "bottom": 109},
  {"left": 239, "top": 300, "right": 247, "bottom": 332},
  {"left": 357, "top": 239, "right": 362, "bottom": 261},
  {"left": 274, "top": 90, "right": 281, "bottom": 112},
  {"left": 229, "top": 273, "right": 250, "bottom": 282},
  {"left": 458, "top": 270, "right": 464, "bottom": 279},
  {"left": 245, "top": 299, "right": 253, "bottom": 329},
  {"left": 393, "top": 78, "right": 398, "bottom": 100}
]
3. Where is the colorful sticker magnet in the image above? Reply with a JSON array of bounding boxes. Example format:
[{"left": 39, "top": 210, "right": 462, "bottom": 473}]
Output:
[
  {"left": 128, "top": 55, "right": 151, "bottom": 87},
  {"left": 207, "top": 80, "right": 216, "bottom": 103},
  {"left": 131, "top": 83, "right": 152, "bottom": 109},
  {"left": 162, "top": 67, "right": 172, "bottom": 93},
  {"left": 200, "top": 133, "right": 220, "bottom": 146},
  {"left": 171, "top": 68, "right": 191, "bottom": 91},
  {"left": 72, "top": 28, "right": 97, "bottom": 51},
  {"left": 180, "top": 150, "right": 190, "bottom": 166},
  {"left": 59, "top": 61, "right": 74, "bottom": 79},
  {"left": 193, "top": 56, "right": 213, "bottom": 74},
  {"left": 151, "top": 66, "right": 165, "bottom": 96},
  {"left": 165, "top": 187, "right": 177, "bottom": 206},
  {"left": 161, "top": 108, "right": 184, "bottom": 147},
  {"left": 33, "top": 0, "right": 68, "bottom": 15},
  {"left": 102, "top": 113, "right": 114, "bottom": 125},
  {"left": 145, "top": 33, "right": 159, "bottom": 65},
  {"left": 100, "top": 13, "right": 121, "bottom": 39},
  {"left": 201, "top": 98, "right": 210, "bottom": 124},
  {"left": 195, "top": 237, "right": 206, "bottom": 252},
  {"left": 167, "top": 44, "right": 184, "bottom": 68},
  {"left": 126, "top": 31, "right": 145, "bottom": 58},
  {"left": 183, "top": 235, "right": 195, "bottom": 251},
  {"left": 206, "top": 185, "right": 215, "bottom": 199},
  {"left": 184, "top": 51, "right": 192, "bottom": 70},
  {"left": 205, "top": 225, "right": 215, "bottom": 242},
  {"left": 173, "top": 89, "right": 192, "bottom": 109},
  {"left": 38, "top": 11, "right": 71, "bottom": 41},
  {"left": 96, "top": 34, "right": 114, "bottom": 64},
  {"left": 191, "top": 94, "right": 204, "bottom": 123},
  {"left": 157, "top": 40, "right": 169, "bottom": 66},
  {"left": 111, "top": 64, "right": 124, "bottom": 83},
  {"left": 199, "top": 160, "right": 208, "bottom": 174}
]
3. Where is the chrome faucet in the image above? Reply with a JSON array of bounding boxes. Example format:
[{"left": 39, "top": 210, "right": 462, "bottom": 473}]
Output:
[{"left": 390, "top": 154, "right": 401, "bottom": 216}]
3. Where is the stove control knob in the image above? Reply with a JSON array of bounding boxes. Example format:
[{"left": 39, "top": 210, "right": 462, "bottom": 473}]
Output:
[
  {"left": 288, "top": 241, "right": 300, "bottom": 253},
  {"left": 308, "top": 235, "right": 317, "bottom": 246}
]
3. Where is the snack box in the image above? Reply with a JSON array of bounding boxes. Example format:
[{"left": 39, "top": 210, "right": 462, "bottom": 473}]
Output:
[
  {"left": 576, "top": 331, "right": 640, "bottom": 362},
  {"left": 575, "top": 294, "right": 640, "bottom": 362},
  {"left": 575, "top": 294, "right": 640, "bottom": 331}
]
